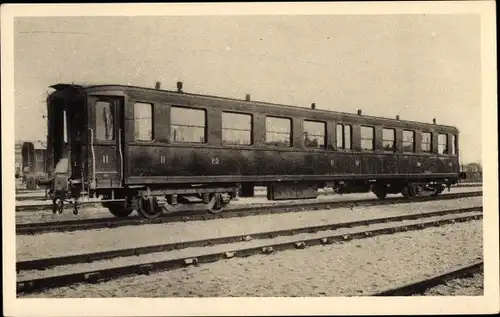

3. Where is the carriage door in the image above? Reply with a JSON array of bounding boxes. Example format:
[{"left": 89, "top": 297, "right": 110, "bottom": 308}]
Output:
[{"left": 90, "top": 96, "right": 125, "bottom": 188}]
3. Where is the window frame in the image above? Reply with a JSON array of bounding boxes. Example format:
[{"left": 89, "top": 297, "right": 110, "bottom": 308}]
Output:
[
  {"left": 170, "top": 105, "right": 208, "bottom": 144},
  {"left": 95, "top": 99, "right": 115, "bottom": 142},
  {"left": 221, "top": 111, "right": 253, "bottom": 146},
  {"left": 303, "top": 119, "right": 326, "bottom": 149},
  {"left": 402, "top": 129, "right": 415, "bottom": 153},
  {"left": 451, "top": 134, "right": 457, "bottom": 156},
  {"left": 382, "top": 127, "right": 396, "bottom": 152},
  {"left": 360, "top": 125, "right": 375, "bottom": 151},
  {"left": 63, "top": 108, "right": 69, "bottom": 143},
  {"left": 265, "top": 115, "right": 293, "bottom": 148},
  {"left": 336, "top": 123, "right": 352, "bottom": 150},
  {"left": 133, "top": 101, "right": 155, "bottom": 142},
  {"left": 438, "top": 133, "right": 449, "bottom": 155},
  {"left": 421, "top": 131, "right": 433, "bottom": 154}
]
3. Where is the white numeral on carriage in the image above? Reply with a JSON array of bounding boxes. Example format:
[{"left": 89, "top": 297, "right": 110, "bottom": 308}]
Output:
[
  {"left": 160, "top": 156, "right": 166, "bottom": 164},
  {"left": 102, "top": 155, "right": 109, "bottom": 163},
  {"left": 212, "top": 157, "right": 220, "bottom": 165}
]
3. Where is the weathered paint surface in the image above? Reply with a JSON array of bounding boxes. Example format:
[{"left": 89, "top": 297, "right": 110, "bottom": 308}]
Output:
[{"left": 124, "top": 145, "right": 458, "bottom": 183}]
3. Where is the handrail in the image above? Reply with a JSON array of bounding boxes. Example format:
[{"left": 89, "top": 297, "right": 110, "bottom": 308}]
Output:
[
  {"left": 118, "top": 129, "right": 124, "bottom": 185},
  {"left": 89, "top": 128, "right": 96, "bottom": 187}
]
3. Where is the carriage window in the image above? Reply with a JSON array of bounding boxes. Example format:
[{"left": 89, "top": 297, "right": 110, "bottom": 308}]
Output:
[
  {"left": 336, "top": 124, "right": 352, "bottom": 150},
  {"left": 382, "top": 128, "right": 395, "bottom": 151},
  {"left": 63, "top": 109, "right": 68, "bottom": 143},
  {"left": 304, "top": 120, "right": 326, "bottom": 148},
  {"left": 402, "top": 130, "right": 415, "bottom": 153},
  {"left": 222, "top": 112, "right": 252, "bottom": 145},
  {"left": 171, "top": 106, "right": 206, "bottom": 143},
  {"left": 266, "top": 116, "right": 292, "bottom": 147},
  {"left": 421, "top": 132, "right": 432, "bottom": 153},
  {"left": 452, "top": 134, "right": 457, "bottom": 155},
  {"left": 361, "top": 126, "right": 374, "bottom": 151},
  {"left": 95, "top": 101, "right": 114, "bottom": 141},
  {"left": 134, "top": 102, "right": 153, "bottom": 141},
  {"left": 438, "top": 133, "right": 448, "bottom": 154}
]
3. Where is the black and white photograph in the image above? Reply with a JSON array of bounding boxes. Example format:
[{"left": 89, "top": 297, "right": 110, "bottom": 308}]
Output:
[{"left": 2, "top": 2, "right": 498, "bottom": 316}]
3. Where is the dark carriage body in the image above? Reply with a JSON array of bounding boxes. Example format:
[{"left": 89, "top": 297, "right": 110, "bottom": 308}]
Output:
[{"left": 44, "top": 82, "right": 462, "bottom": 217}]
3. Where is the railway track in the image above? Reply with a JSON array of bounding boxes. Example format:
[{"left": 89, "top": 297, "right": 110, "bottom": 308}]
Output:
[
  {"left": 14, "top": 184, "right": 483, "bottom": 209},
  {"left": 371, "top": 261, "right": 484, "bottom": 296},
  {"left": 16, "top": 190, "right": 332, "bottom": 202},
  {"left": 16, "top": 206, "right": 482, "bottom": 295},
  {"left": 16, "top": 191, "right": 482, "bottom": 235}
]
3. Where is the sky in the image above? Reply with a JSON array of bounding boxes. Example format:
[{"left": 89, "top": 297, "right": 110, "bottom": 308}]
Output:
[{"left": 14, "top": 14, "right": 482, "bottom": 164}]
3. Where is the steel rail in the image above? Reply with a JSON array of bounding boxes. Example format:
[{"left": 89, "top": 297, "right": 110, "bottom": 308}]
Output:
[
  {"left": 371, "top": 261, "right": 484, "bottom": 296},
  {"left": 17, "top": 206, "right": 482, "bottom": 271},
  {"left": 16, "top": 210, "right": 482, "bottom": 295},
  {"left": 18, "top": 190, "right": 331, "bottom": 202},
  {"left": 14, "top": 185, "right": 483, "bottom": 207},
  {"left": 16, "top": 191, "right": 483, "bottom": 235}
]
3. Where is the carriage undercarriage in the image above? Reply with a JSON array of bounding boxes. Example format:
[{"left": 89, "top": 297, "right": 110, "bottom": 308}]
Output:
[
  {"left": 46, "top": 179, "right": 452, "bottom": 219},
  {"left": 48, "top": 182, "right": 239, "bottom": 218}
]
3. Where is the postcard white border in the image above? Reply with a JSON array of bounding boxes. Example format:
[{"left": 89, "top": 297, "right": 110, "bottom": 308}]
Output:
[{"left": 2, "top": 2, "right": 498, "bottom": 316}]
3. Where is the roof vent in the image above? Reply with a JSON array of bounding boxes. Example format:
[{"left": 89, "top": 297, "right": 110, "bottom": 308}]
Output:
[
  {"left": 311, "top": 103, "right": 316, "bottom": 109},
  {"left": 177, "top": 81, "right": 183, "bottom": 93},
  {"left": 433, "top": 118, "right": 436, "bottom": 124},
  {"left": 155, "top": 81, "right": 161, "bottom": 90},
  {"left": 396, "top": 115, "right": 400, "bottom": 120},
  {"left": 357, "top": 109, "right": 362, "bottom": 115},
  {"left": 245, "top": 94, "right": 251, "bottom": 101}
]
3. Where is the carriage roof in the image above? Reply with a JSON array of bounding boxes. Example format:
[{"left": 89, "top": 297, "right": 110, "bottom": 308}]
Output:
[{"left": 49, "top": 83, "right": 459, "bottom": 133}]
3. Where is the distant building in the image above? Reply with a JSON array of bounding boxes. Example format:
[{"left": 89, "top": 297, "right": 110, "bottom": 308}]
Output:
[
  {"left": 462, "top": 162, "right": 482, "bottom": 173},
  {"left": 460, "top": 162, "right": 482, "bottom": 183},
  {"left": 15, "top": 141, "right": 22, "bottom": 177},
  {"left": 15, "top": 140, "right": 47, "bottom": 178}
]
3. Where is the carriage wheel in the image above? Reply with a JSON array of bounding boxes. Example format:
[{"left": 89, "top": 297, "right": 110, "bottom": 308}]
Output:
[
  {"left": 107, "top": 202, "right": 134, "bottom": 218},
  {"left": 401, "top": 186, "right": 412, "bottom": 199},
  {"left": 208, "top": 193, "right": 227, "bottom": 214},
  {"left": 374, "top": 189, "right": 387, "bottom": 200},
  {"left": 431, "top": 186, "right": 444, "bottom": 197},
  {"left": 137, "top": 196, "right": 162, "bottom": 219}
]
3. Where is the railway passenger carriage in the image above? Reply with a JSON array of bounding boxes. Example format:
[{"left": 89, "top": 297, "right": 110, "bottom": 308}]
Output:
[{"left": 42, "top": 82, "right": 465, "bottom": 218}]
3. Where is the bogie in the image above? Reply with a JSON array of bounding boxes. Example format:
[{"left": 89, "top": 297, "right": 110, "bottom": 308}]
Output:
[{"left": 137, "top": 196, "right": 162, "bottom": 219}]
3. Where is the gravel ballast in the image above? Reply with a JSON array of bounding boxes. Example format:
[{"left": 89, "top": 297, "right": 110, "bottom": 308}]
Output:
[
  {"left": 17, "top": 196, "right": 482, "bottom": 261},
  {"left": 419, "top": 273, "right": 484, "bottom": 296},
  {"left": 21, "top": 219, "right": 483, "bottom": 298},
  {"left": 17, "top": 211, "right": 481, "bottom": 280}
]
